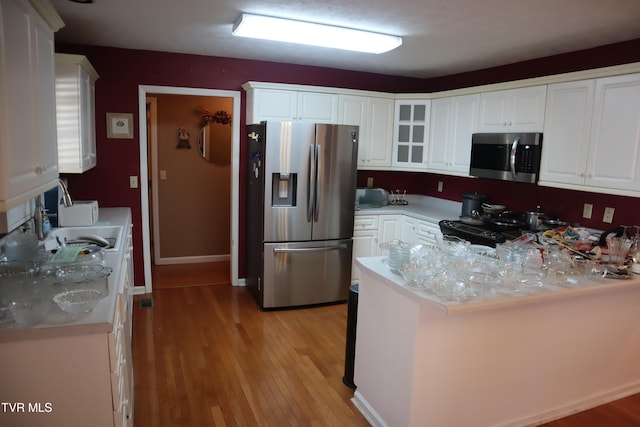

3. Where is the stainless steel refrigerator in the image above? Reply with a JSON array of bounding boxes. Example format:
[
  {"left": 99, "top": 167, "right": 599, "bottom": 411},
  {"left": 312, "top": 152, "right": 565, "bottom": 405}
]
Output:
[{"left": 246, "top": 121, "right": 359, "bottom": 309}]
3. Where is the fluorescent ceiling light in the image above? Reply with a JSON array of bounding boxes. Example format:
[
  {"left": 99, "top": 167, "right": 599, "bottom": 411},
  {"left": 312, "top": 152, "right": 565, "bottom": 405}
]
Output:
[{"left": 232, "top": 13, "right": 402, "bottom": 54}]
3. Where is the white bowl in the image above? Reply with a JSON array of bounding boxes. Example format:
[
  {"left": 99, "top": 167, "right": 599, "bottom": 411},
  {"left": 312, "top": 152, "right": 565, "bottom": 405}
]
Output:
[{"left": 53, "top": 289, "right": 103, "bottom": 313}]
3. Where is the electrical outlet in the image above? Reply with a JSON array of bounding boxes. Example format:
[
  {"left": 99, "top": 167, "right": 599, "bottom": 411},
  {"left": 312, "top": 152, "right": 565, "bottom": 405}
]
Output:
[
  {"left": 130, "top": 176, "right": 139, "bottom": 189},
  {"left": 367, "top": 177, "right": 374, "bottom": 188},
  {"left": 582, "top": 203, "right": 593, "bottom": 219},
  {"left": 437, "top": 181, "right": 443, "bottom": 192},
  {"left": 603, "top": 207, "right": 615, "bottom": 223}
]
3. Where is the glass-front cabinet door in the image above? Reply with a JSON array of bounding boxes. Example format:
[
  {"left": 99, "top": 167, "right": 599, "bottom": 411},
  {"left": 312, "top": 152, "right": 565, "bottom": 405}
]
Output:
[{"left": 392, "top": 100, "right": 430, "bottom": 169}]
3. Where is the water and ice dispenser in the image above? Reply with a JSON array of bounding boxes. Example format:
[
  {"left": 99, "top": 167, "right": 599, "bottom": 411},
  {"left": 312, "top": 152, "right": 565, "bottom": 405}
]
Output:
[{"left": 271, "top": 173, "right": 297, "bottom": 207}]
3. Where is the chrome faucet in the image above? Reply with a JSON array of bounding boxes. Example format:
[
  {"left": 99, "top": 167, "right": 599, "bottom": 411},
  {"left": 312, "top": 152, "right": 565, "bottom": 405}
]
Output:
[
  {"left": 58, "top": 178, "right": 73, "bottom": 208},
  {"left": 34, "top": 179, "right": 74, "bottom": 240}
]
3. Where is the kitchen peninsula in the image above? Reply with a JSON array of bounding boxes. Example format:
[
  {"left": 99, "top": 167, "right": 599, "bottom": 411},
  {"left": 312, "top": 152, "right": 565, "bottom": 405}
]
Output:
[{"left": 352, "top": 256, "right": 640, "bottom": 427}]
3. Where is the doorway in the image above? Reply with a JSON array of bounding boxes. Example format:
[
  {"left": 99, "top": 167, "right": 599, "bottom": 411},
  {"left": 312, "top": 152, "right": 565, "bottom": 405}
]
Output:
[{"left": 137, "top": 85, "right": 241, "bottom": 294}]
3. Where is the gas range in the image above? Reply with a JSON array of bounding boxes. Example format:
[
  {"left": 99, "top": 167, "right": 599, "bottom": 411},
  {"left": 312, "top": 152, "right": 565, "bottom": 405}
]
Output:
[{"left": 439, "top": 220, "right": 523, "bottom": 248}]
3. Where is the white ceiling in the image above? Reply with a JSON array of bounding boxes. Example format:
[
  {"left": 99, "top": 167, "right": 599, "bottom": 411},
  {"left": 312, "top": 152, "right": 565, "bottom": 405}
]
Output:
[{"left": 49, "top": 0, "right": 640, "bottom": 79}]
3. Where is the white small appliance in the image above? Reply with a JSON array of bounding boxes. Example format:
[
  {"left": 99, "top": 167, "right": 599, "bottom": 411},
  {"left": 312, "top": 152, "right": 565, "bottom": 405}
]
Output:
[{"left": 58, "top": 201, "right": 99, "bottom": 226}]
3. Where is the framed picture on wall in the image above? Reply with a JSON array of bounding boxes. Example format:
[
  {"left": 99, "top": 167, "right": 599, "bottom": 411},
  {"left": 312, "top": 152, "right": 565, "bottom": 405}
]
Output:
[{"left": 106, "top": 112, "right": 134, "bottom": 139}]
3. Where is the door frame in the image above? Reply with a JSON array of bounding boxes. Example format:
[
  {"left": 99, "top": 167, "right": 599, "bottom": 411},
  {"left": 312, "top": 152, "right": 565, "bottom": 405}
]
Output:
[{"left": 137, "top": 85, "right": 241, "bottom": 294}]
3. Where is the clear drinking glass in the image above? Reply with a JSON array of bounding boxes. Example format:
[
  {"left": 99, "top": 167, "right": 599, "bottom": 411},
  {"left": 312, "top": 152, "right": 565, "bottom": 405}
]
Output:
[
  {"left": 606, "top": 235, "right": 633, "bottom": 266},
  {"left": 388, "top": 240, "right": 411, "bottom": 273}
]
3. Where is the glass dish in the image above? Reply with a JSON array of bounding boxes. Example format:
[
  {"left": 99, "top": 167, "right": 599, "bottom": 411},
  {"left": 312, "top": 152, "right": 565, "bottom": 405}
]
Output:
[
  {"left": 53, "top": 289, "right": 104, "bottom": 313},
  {"left": 46, "top": 264, "right": 112, "bottom": 283},
  {"left": 8, "top": 297, "right": 51, "bottom": 326}
]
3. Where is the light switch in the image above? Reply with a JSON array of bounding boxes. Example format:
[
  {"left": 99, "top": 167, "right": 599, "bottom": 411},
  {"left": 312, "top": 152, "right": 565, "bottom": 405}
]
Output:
[
  {"left": 130, "top": 176, "right": 139, "bottom": 189},
  {"left": 160, "top": 170, "right": 167, "bottom": 180}
]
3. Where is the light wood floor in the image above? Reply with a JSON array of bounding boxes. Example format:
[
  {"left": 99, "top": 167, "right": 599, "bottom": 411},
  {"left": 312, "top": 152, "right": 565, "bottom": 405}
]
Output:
[
  {"left": 133, "top": 262, "right": 640, "bottom": 426},
  {"left": 151, "top": 261, "right": 231, "bottom": 289},
  {"left": 133, "top": 262, "right": 369, "bottom": 426}
]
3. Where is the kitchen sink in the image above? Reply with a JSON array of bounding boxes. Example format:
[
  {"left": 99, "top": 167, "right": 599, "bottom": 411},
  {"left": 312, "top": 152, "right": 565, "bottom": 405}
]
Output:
[{"left": 45, "top": 225, "right": 124, "bottom": 253}]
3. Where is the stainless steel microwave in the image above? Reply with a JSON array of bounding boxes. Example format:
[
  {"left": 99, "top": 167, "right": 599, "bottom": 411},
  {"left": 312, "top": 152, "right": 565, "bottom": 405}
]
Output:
[{"left": 469, "top": 133, "right": 543, "bottom": 183}]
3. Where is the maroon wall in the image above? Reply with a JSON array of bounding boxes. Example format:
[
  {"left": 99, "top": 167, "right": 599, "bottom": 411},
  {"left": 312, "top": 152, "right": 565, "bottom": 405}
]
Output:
[
  {"left": 56, "top": 39, "right": 640, "bottom": 287},
  {"left": 55, "top": 44, "right": 432, "bottom": 286},
  {"left": 423, "top": 38, "right": 640, "bottom": 91},
  {"left": 356, "top": 171, "right": 640, "bottom": 231}
]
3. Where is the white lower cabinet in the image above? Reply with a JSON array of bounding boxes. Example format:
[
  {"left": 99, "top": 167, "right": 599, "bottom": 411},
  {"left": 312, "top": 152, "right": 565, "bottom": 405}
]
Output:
[
  {"left": 401, "top": 216, "right": 442, "bottom": 246},
  {"left": 352, "top": 215, "right": 404, "bottom": 283},
  {"left": 352, "top": 215, "right": 379, "bottom": 283},
  {"left": 377, "top": 215, "right": 403, "bottom": 247},
  {"left": 352, "top": 214, "right": 441, "bottom": 282},
  {"left": 111, "top": 224, "right": 134, "bottom": 426}
]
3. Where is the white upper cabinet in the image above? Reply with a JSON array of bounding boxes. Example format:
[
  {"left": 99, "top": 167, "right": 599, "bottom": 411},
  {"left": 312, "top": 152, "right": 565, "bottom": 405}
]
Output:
[
  {"left": 297, "top": 91, "right": 338, "bottom": 122},
  {"left": 540, "top": 74, "right": 640, "bottom": 195},
  {"left": 478, "top": 86, "right": 546, "bottom": 132},
  {"left": 56, "top": 54, "right": 99, "bottom": 173},
  {"left": 339, "top": 95, "right": 394, "bottom": 169},
  {"left": 245, "top": 88, "right": 338, "bottom": 123},
  {"left": 540, "top": 80, "right": 595, "bottom": 186},
  {"left": 588, "top": 74, "right": 640, "bottom": 192},
  {"left": 392, "top": 100, "right": 431, "bottom": 170},
  {"left": 427, "top": 94, "right": 479, "bottom": 175},
  {"left": 0, "top": 0, "right": 60, "bottom": 213}
]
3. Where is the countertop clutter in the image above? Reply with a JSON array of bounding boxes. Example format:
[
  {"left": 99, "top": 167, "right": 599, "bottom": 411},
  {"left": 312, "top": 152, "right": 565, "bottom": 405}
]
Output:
[
  {"left": 0, "top": 207, "right": 135, "bottom": 427},
  {"left": 353, "top": 248, "right": 640, "bottom": 427},
  {"left": 0, "top": 208, "right": 132, "bottom": 342},
  {"left": 357, "top": 249, "right": 640, "bottom": 314},
  {"left": 353, "top": 193, "right": 640, "bottom": 308}
]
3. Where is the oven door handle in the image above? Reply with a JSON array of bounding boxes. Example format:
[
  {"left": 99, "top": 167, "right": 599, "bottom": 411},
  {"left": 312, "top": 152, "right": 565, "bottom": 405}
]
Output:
[{"left": 510, "top": 136, "right": 520, "bottom": 179}]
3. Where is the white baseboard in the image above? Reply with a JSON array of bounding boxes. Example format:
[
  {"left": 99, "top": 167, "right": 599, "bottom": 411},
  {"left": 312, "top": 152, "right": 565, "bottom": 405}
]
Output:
[{"left": 351, "top": 391, "right": 388, "bottom": 427}]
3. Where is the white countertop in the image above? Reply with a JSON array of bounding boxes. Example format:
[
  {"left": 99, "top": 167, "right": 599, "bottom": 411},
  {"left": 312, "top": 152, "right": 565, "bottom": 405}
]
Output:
[
  {"left": 355, "top": 195, "right": 461, "bottom": 224},
  {"left": 0, "top": 208, "right": 131, "bottom": 342},
  {"left": 356, "top": 255, "right": 640, "bottom": 315}
]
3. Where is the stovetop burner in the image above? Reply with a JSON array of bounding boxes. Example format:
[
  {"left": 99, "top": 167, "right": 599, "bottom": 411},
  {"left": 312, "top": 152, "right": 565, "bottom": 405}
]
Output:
[{"left": 439, "top": 219, "right": 523, "bottom": 248}]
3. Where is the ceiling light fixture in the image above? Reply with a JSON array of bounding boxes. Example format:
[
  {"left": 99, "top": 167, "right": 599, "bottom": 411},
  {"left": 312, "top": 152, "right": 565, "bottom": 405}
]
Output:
[{"left": 232, "top": 13, "right": 402, "bottom": 54}]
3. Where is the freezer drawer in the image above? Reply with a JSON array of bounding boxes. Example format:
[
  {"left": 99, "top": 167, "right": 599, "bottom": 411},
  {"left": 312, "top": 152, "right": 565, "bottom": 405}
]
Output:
[{"left": 263, "top": 239, "right": 353, "bottom": 308}]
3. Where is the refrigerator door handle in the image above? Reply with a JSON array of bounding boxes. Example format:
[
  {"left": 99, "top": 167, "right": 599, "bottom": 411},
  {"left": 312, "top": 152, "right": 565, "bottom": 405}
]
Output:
[
  {"left": 314, "top": 144, "right": 321, "bottom": 222},
  {"left": 273, "top": 244, "right": 348, "bottom": 253},
  {"left": 307, "top": 144, "right": 316, "bottom": 222}
]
